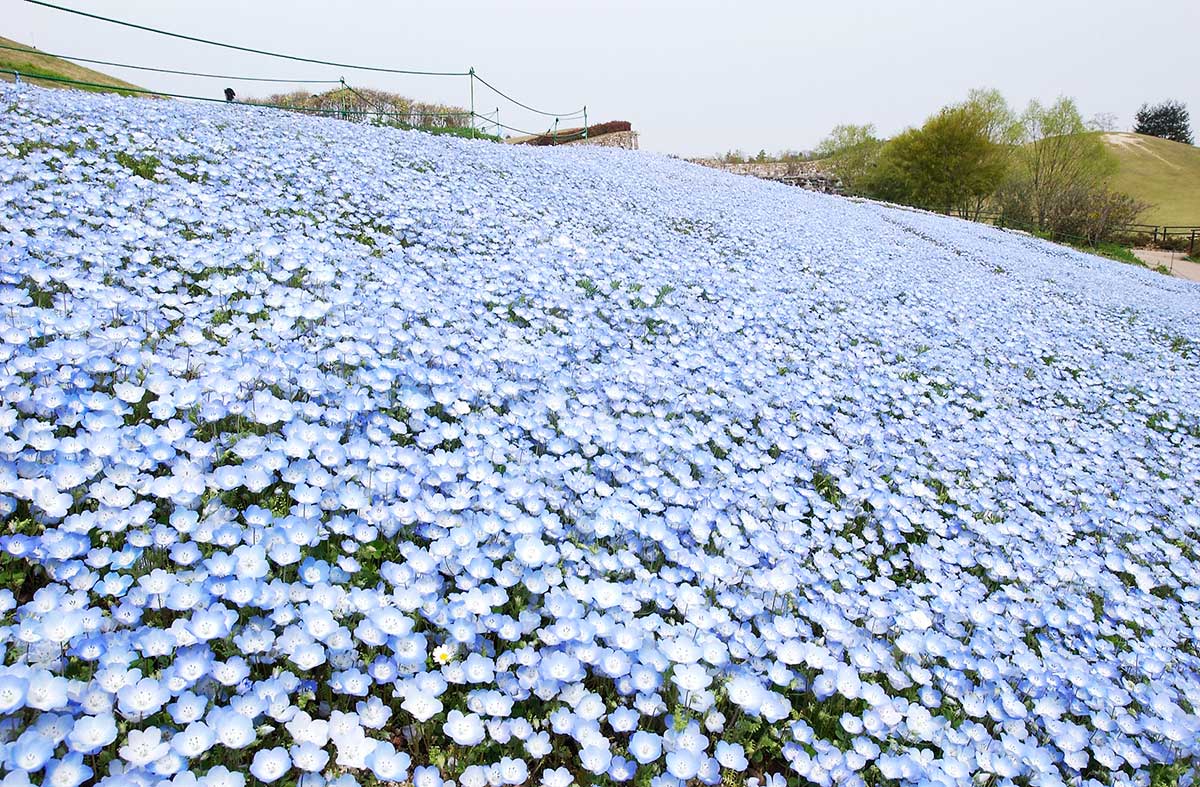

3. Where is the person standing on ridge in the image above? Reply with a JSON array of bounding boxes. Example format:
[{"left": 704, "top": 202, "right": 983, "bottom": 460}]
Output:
[{"left": 224, "top": 87, "right": 236, "bottom": 102}]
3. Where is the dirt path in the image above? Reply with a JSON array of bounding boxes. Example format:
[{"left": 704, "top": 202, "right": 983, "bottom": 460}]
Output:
[
  {"left": 1104, "top": 133, "right": 1181, "bottom": 170},
  {"left": 1132, "top": 248, "right": 1200, "bottom": 283}
]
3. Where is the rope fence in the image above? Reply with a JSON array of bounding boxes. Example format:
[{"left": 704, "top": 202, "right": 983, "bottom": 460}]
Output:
[
  {"left": 22, "top": 0, "right": 590, "bottom": 138},
  {"left": 23, "top": 0, "right": 470, "bottom": 77},
  {"left": 3, "top": 67, "right": 583, "bottom": 141},
  {"left": 3, "top": 69, "right": 456, "bottom": 119},
  {"left": 0, "top": 42, "right": 342, "bottom": 85}
]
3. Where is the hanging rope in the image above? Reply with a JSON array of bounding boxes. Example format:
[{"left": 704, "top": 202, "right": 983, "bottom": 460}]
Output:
[
  {"left": 23, "top": 0, "right": 471, "bottom": 77},
  {"left": 0, "top": 42, "right": 341, "bottom": 84},
  {"left": 471, "top": 71, "right": 585, "bottom": 119},
  {"left": 3, "top": 68, "right": 466, "bottom": 119},
  {"left": 24, "top": 1, "right": 590, "bottom": 124}
]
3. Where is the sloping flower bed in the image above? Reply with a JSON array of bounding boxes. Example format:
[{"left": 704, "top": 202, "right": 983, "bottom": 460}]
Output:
[{"left": 1, "top": 83, "right": 1199, "bottom": 787}]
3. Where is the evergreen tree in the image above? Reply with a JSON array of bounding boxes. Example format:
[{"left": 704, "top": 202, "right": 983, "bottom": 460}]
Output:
[{"left": 1133, "top": 101, "right": 1194, "bottom": 144}]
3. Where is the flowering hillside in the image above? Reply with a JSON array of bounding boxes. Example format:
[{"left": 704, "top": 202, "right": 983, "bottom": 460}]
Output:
[{"left": 2, "top": 83, "right": 1200, "bottom": 787}]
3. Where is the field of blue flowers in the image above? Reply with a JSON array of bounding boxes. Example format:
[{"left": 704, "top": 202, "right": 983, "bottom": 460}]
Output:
[{"left": 1, "top": 82, "right": 1199, "bottom": 787}]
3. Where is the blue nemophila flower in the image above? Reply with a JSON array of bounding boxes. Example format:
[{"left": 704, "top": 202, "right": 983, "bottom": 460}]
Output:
[
  {"left": 400, "top": 685, "right": 444, "bottom": 723},
  {"left": 210, "top": 708, "right": 256, "bottom": 749},
  {"left": 580, "top": 745, "right": 613, "bottom": 775},
  {"left": 497, "top": 756, "right": 529, "bottom": 785},
  {"left": 167, "top": 691, "right": 208, "bottom": 724},
  {"left": 170, "top": 721, "right": 216, "bottom": 759},
  {"left": 65, "top": 714, "right": 118, "bottom": 754},
  {"left": 118, "top": 727, "right": 170, "bottom": 768},
  {"left": 459, "top": 765, "right": 488, "bottom": 787},
  {"left": 444, "top": 709, "right": 486, "bottom": 745},
  {"left": 666, "top": 749, "right": 701, "bottom": 781},
  {"left": 3, "top": 80, "right": 1200, "bottom": 787},
  {"left": 116, "top": 676, "right": 170, "bottom": 720},
  {"left": 609, "top": 705, "right": 639, "bottom": 732},
  {"left": 541, "top": 767, "right": 573, "bottom": 787},
  {"left": 716, "top": 741, "right": 748, "bottom": 771},
  {"left": 250, "top": 747, "right": 291, "bottom": 783},
  {"left": 525, "top": 730, "right": 552, "bottom": 758},
  {"left": 290, "top": 741, "right": 331, "bottom": 773},
  {"left": 24, "top": 671, "right": 69, "bottom": 712},
  {"left": 0, "top": 674, "right": 28, "bottom": 714},
  {"left": 43, "top": 753, "right": 94, "bottom": 787},
  {"left": 630, "top": 730, "right": 663, "bottom": 764},
  {"left": 6, "top": 729, "right": 55, "bottom": 772},
  {"left": 412, "top": 765, "right": 444, "bottom": 787}
]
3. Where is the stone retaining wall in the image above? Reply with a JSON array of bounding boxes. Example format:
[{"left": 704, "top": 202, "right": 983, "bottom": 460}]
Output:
[
  {"left": 688, "top": 159, "right": 842, "bottom": 194},
  {"left": 688, "top": 159, "right": 827, "bottom": 178},
  {"left": 562, "top": 130, "right": 639, "bottom": 150}
]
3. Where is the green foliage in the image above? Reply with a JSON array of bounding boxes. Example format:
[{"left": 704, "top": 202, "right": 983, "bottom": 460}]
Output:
[
  {"left": 1087, "top": 112, "right": 1120, "bottom": 132},
  {"left": 1003, "top": 97, "right": 1118, "bottom": 230},
  {"left": 1054, "top": 187, "right": 1149, "bottom": 246},
  {"left": 989, "top": 96, "right": 1149, "bottom": 243},
  {"left": 1080, "top": 241, "right": 1143, "bottom": 266},
  {"left": 114, "top": 151, "right": 162, "bottom": 180},
  {"left": 963, "top": 87, "right": 1023, "bottom": 146},
  {"left": 813, "top": 124, "right": 884, "bottom": 194},
  {"left": 776, "top": 149, "right": 812, "bottom": 162},
  {"left": 1149, "top": 758, "right": 1196, "bottom": 787},
  {"left": 863, "top": 104, "right": 1008, "bottom": 216},
  {"left": 814, "top": 123, "right": 878, "bottom": 158},
  {"left": 410, "top": 125, "right": 501, "bottom": 143},
  {"left": 1048, "top": 235, "right": 1145, "bottom": 266},
  {"left": 716, "top": 148, "right": 813, "bottom": 164},
  {"left": 833, "top": 88, "right": 1149, "bottom": 245},
  {"left": 1, "top": 514, "right": 47, "bottom": 604}
]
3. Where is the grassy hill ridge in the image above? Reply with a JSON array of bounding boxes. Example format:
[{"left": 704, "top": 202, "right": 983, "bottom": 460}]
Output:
[
  {"left": 1101, "top": 132, "right": 1200, "bottom": 227},
  {"left": 0, "top": 35, "right": 143, "bottom": 93}
]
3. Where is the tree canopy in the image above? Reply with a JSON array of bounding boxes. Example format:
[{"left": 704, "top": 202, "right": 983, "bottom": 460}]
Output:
[
  {"left": 809, "top": 89, "right": 1145, "bottom": 242},
  {"left": 864, "top": 103, "right": 1008, "bottom": 216},
  {"left": 1133, "top": 100, "right": 1194, "bottom": 145}
]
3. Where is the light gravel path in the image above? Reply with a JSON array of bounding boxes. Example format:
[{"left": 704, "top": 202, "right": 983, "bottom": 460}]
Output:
[{"left": 1132, "top": 247, "right": 1200, "bottom": 283}]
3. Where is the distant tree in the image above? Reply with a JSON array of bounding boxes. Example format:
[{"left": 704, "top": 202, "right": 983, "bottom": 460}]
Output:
[
  {"left": 1004, "top": 97, "right": 1117, "bottom": 230},
  {"left": 962, "top": 88, "right": 1022, "bottom": 145},
  {"left": 988, "top": 95, "right": 1118, "bottom": 233},
  {"left": 1133, "top": 100, "right": 1193, "bottom": 144},
  {"left": 814, "top": 123, "right": 882, "bottom": 192},
  {"left": 1048, "top": 185, "right": 1149, "bottom": 245},
  {"left": 778, "top": 149, "right": 810, "bottom": 162},
  {"left": 814, "top": 124, "right": 877, "bottom": 158},
  {"left": 955, "top": 89, "right": 1021, "bottom": 215},
  {"left": 755, "top": 149, "right": 769, "bottom": 163},
  {"left": 1087, "top": 112, "right": 1120, "bottom": 132}
]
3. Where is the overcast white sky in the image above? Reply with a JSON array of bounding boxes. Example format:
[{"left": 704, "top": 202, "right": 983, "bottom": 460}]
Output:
[{"left": 8, "top": 0, "right": 1200, "bottom": 156}]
